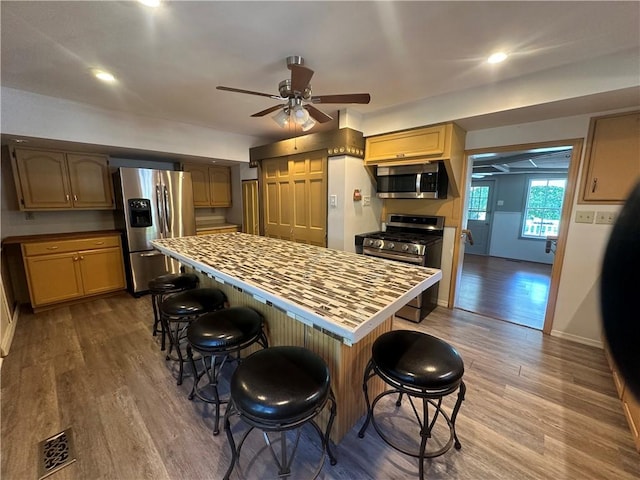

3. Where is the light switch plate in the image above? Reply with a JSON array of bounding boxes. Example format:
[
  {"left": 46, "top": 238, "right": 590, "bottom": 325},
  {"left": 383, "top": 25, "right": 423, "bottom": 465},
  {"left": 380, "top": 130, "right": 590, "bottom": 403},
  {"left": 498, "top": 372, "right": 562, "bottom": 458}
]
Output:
[
  {"left": 575, "top": 210, "right": 595, "bottom": 223},
  {"left": 329, "top": 194, "right": 337, "bottom": 208}
]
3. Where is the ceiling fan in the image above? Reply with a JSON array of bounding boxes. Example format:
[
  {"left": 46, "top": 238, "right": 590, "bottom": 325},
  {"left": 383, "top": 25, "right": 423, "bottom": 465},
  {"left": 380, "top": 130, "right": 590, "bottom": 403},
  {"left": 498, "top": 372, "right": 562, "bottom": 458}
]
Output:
[{"left": 216, "top": 56, "right": 371, "bottom": 130}]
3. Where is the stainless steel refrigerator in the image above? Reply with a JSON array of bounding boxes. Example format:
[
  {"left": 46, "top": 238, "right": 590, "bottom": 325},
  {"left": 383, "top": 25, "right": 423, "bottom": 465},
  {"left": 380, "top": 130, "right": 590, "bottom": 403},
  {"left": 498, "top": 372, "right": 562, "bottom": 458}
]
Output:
[{"left": 113, "top": 167, "right": 196, "bottom": 295}]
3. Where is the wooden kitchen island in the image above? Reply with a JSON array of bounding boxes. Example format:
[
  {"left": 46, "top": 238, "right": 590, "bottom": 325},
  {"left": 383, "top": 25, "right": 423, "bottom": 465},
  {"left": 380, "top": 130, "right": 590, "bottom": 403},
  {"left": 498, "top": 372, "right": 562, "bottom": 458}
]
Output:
[{"left": 152, "top": 232, "right": 442, "bottom": 442}]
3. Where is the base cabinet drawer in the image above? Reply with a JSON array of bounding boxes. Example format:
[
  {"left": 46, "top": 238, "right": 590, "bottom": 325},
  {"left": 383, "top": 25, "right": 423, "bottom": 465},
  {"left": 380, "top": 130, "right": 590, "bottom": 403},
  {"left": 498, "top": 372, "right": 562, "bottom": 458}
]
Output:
[{"left": 22, "top": 234, "right": 126, "bottom": 309}]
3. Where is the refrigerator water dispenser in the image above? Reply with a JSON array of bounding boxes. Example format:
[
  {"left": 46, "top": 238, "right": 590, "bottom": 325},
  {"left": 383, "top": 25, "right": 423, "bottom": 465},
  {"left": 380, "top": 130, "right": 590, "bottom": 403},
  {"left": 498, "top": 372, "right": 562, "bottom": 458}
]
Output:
[{"left": 128, "top": 198, "right": 152, "bottom": 228}]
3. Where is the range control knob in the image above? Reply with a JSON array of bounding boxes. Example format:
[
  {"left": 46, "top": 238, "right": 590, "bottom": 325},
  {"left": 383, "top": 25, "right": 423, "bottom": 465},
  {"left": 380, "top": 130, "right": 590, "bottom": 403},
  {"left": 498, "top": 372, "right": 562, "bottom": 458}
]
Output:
[
  {"left": 402, "top": 244, "right": 409, "bottom": 252},
  {"left": 388, "top": 243, "right": 395, "bottom": 249},
  {"left": 364, "top": 239, "right": 373, "bottom": 246},
  {"left": 374, "top": 240, "right": 383, "bottom": 248}
]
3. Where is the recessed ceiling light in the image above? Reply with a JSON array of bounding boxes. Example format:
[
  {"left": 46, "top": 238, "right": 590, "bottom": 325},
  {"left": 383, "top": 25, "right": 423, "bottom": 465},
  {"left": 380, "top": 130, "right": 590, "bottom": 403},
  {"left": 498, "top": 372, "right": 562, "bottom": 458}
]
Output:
[
  {"left": 92, "top": 69, "right": 116, "bottom": 83},
  {"left": 487, "top": 52, "right": 508, "bottom": 64},
  {"left": 139, "top": 0, "right": 160, "bottom": 7}
]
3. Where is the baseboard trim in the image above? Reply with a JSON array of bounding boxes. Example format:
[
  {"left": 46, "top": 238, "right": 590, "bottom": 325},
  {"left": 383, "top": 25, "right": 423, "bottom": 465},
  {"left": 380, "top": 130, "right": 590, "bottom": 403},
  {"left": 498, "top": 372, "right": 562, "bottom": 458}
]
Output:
[
  {"left": 550, "top": 329, "right": 603, "bottom": 348},
  {"left": 0, "top": 302, "right": 20, "bottom": 359}
]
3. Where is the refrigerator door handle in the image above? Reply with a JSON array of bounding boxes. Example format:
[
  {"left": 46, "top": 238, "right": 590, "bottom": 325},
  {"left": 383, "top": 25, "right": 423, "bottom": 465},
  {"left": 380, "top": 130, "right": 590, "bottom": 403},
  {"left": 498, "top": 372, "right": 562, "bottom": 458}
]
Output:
[
  {"left": 156, "top": 185, "right": 164, "bottom": 235},
  {"left": 163, "top": 185, "right": 172, "bottom": 233},
  {"left": 139, "top": 251, "right": 165, "bottom": 257}
]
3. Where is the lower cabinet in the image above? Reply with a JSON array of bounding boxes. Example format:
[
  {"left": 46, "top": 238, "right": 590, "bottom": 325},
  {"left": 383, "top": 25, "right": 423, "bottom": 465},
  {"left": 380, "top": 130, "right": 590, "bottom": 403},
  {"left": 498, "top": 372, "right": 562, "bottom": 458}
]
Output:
[
  {"left": 604, "top": 342, "right": 640, "bottom": 451},
  {"left": 22, "top": 234, "right": 126, "bottom": 310}
]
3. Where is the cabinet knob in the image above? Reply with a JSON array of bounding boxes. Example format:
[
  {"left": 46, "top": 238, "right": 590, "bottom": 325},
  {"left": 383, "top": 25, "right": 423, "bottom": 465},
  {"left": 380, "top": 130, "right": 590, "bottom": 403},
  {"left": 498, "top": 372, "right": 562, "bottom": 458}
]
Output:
[
  {"left": 73, "top": 195, "right": 78, "bottom": 202},
  {"left": 73, "top": 256, "right": 79, "bottom": 261},
  {"left": 80, "top": 256, "right": 84, "bottom": 260},
  {"left": 591, "top": 177, "right": 598, "bottom": 193},
  {"left": 66, "top": 194, "right": 70, "bottom": 201},
  {"left": 46, "top": 246, "right": 59, "bottom": 250}
]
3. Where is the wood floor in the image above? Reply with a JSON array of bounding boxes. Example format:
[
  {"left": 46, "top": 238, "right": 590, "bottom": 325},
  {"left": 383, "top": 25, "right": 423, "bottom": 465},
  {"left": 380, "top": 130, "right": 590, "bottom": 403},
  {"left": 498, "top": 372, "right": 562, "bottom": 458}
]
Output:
[
  {"left": 457, "top": 254, "right": 552, "bottom": 330},
  {"left": 2, "top": 293, "right": 638, "bottom": 479}
]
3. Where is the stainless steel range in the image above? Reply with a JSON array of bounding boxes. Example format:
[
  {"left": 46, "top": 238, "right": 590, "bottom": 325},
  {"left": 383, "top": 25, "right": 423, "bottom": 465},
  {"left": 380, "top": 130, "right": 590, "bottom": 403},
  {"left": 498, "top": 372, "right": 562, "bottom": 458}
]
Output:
[{"left": 355, "top": 214, "right": 444, "bottom": 323}]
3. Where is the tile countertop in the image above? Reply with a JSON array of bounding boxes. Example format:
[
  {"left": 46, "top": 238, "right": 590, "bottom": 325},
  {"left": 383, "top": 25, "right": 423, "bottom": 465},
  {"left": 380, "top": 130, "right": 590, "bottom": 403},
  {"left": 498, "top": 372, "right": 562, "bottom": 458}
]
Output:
[{"left": 151, "top": 233, "right": 442, "bottom": 345}]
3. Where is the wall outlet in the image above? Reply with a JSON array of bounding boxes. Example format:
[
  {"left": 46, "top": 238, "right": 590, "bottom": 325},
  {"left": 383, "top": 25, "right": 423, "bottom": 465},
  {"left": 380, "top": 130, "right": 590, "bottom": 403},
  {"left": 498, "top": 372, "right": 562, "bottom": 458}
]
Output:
[
  {"left": 595, "top": 211, "right": 617, "bottom": 225},
  {"left": 575, "top": 210, "right": 595, "bottom": 223},
  {"left": 362, "top": 195, "right": 371, "bottom": 206}
]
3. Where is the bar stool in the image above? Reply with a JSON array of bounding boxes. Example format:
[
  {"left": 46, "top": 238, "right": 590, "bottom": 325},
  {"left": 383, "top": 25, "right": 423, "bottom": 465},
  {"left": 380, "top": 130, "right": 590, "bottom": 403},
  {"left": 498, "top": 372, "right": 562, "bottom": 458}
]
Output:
[
  {"left": 186, "top": 306, "right": 269, "bottom": 435},
  {"left": 149, "top": 273, "right": 199, "bottom": 350},
  {"left": 222, "top": 346, "right": 337, "bottom": 480},
  {"left": 358, "top": 330, "right": 465, "bottom": 480},
  {"left": 160, "top": 287, "right": 227, "bottom": 385}
]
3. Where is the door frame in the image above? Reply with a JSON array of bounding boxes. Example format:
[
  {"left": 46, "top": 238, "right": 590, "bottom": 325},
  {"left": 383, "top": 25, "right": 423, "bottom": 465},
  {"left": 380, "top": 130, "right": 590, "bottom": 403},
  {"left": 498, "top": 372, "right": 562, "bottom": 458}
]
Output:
[{"left": 449, "top": 138, "right": 583, "bottom": 334}]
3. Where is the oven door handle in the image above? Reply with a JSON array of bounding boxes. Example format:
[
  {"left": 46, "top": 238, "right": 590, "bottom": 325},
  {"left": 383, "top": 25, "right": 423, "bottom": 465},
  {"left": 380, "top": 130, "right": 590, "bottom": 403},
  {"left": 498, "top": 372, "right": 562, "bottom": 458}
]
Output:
[{"left": 363, "top": 248, "right": 424, "bottom": 264}]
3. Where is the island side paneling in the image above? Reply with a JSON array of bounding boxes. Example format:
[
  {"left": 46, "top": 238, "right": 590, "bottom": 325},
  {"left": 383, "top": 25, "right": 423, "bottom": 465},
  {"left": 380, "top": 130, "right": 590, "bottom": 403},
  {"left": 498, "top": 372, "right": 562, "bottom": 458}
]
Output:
[{"left": 195, "top": 270, "right": 389, "bottom": 443}]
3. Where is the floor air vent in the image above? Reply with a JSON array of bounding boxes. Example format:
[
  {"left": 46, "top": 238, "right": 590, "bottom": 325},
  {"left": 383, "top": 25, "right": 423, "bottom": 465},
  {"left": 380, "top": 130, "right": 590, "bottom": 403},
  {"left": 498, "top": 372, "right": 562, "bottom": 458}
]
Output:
[{"left": 38, "top": 428, "right": 77, "bottom": 479}]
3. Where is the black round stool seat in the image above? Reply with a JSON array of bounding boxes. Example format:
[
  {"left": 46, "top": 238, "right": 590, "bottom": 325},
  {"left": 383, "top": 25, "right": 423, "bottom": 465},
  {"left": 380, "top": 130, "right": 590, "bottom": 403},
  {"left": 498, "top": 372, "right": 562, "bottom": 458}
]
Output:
[
  {"left": 372, "top": 330, "right": 464, "bottom": 391},
  {"left": 160, "top": 287, "right": 227, "bottom": 386},
  {"left": 222, "top": 346, "right": 337, "bottom": 480},
  {"left": 186, "top": 306, "right": 268, "bottom": 436},
  {"left": 231, "top": 346, "right": 331, "bottom": 425},
  {"left": 187, "top": 307, "right": 264, "bottom": 351},
  {"left": 161, "top": 287, "right": 227, "bottom": 317},
  {"left": 149, "top": 273, "right": 199, "bottom": 293},
  {"left": 148, "top": 273, "right": 200, "bottom": 348},
  {"left": 358, "top": 330, "right": 466, "bottom": 480}
]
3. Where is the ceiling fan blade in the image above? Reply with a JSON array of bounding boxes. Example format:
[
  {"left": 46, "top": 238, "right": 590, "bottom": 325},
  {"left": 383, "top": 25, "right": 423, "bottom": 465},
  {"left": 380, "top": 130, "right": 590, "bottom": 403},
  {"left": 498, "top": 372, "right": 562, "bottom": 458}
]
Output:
[
  {"left": 310, "top": 93, "right": 371, "bottom": 104},
  {"left": 305, "top": 105, "right": 333, "bottom": 123},
  {"left": 290, "top": 65, "right": 314, "bottom": 93},
  {"left": 217, "top": 86, "right": 282, "bottom": 100},
  {"left": 251, "top": 104, "right": 286, "bottom": 117}
]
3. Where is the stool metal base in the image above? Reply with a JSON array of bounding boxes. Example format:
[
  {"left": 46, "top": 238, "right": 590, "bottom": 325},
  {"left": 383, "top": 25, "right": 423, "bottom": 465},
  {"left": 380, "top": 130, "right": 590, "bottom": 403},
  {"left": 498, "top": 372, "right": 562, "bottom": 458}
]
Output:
[
  {"left": 223, "top": 390, "right": 337, "bottom": 480},
  {"left": 358, "top": 359, "right": 465, "bottom": 480},
  {"left": 187, "top": 330, "right": 268, "bottom": 436}
]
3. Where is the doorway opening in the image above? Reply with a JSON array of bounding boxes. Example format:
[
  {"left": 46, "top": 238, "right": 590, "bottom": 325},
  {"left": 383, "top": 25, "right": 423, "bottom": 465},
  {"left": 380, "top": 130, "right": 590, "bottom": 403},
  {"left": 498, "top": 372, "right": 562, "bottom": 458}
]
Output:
[{"left": 457, "top": 144, "right": 572, "bottom": 330}]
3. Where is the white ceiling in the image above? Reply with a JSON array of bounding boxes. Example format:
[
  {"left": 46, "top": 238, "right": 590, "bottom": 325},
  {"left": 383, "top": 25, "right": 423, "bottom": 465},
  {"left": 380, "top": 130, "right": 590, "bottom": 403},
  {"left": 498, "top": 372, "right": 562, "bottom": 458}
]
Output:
[{"left": 2, "top": 1, "right": 640, "bottom": 143}]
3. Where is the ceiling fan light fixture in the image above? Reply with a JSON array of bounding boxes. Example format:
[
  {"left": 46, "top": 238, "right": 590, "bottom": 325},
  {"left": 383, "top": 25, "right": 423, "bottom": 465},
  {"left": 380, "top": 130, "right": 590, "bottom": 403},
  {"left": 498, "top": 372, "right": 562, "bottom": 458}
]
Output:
[
  {"left": 291, "top": 104, "right": 309, "bottom": 125},
  {"left": 272, "top": 109, "right": 290, "bottom": 128},
  {"left": 300, "top": 117, "right": 316, "bottom": 132}
]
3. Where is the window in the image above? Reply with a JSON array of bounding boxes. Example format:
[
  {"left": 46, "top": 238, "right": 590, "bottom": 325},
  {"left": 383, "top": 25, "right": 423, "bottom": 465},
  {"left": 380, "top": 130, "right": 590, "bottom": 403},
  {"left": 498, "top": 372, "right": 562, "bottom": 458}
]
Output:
[
  {"left": 522, "top": 178, "right": 566, "bottom": 238},
  {"left": 467, "top": 185, "right": 490, "bottom": 220}
]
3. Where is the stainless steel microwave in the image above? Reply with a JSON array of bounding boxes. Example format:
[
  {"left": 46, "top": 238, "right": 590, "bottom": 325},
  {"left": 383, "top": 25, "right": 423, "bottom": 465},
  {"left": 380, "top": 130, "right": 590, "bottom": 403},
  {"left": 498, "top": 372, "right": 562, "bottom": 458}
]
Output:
[{"left": 375, "top": 162, "right": 448, "bottom": 199}]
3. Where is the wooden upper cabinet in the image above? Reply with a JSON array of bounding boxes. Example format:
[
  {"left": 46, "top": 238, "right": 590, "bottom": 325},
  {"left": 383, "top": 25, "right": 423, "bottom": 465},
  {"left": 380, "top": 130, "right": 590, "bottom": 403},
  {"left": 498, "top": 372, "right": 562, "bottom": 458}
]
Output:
[
  {"left": 12, "top": 148, "right": 114, "bottom": 210},
  {"left": 364, "top": 125, "right": 447, "bottom": 165},
  {"left": 182, "top": 163, "right": 232, "bottom": 208},
  {"left": 66, "top": 154, "right": 114, "bottom": 208},
  {"left": 13, "top": 149, "right": 72, "bottom": 209},
  {"left": 580, "top": 111, "right": 640, "bottom": 203},
  {"left": 183, "top": 164, "right": 211, "bottom": 206},
  {"left": 209, "top": 166, "right": 231, "bottom": 207}
]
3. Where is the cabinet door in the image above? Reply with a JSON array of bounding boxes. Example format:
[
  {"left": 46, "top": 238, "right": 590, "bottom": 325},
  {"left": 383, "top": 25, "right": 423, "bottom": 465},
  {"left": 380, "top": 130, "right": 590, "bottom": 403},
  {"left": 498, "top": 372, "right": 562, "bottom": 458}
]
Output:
[
  {"left": 66, "top": 154, "right": 114, "bottom": 209},
  {"left": 183, "top": 164, "right": 211, "bottom": 206},
  {"left": 209, "top": 166, "right": 232, "bottom": 207},
  {"left": 25, "top": 253, "right": 83, "bottom": 306},
  {"left": 364, "top": 125, "right": 447, "bottom": 165},
  {"left": 582, "top": 112, "right": 640, "bottom": 203},
  {"left": 13, "top": 149, "right": 72, "bottom": 209},
  {"left": 78, "top": 247, "right": 126, "bottom": 295}
]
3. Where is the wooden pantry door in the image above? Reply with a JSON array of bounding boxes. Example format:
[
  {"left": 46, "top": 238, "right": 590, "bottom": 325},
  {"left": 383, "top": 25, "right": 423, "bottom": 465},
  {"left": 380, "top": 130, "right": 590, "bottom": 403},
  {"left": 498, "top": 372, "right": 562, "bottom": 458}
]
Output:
[{"left": 261, "top": 151, "right": 327, "bottom": 246}]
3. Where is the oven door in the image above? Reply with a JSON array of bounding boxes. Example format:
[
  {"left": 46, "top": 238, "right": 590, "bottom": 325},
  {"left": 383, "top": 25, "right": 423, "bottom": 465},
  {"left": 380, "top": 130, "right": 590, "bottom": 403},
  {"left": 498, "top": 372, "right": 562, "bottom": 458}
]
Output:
[{"left": 362, "top": 247, "right": 424, "bottom": 265}]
